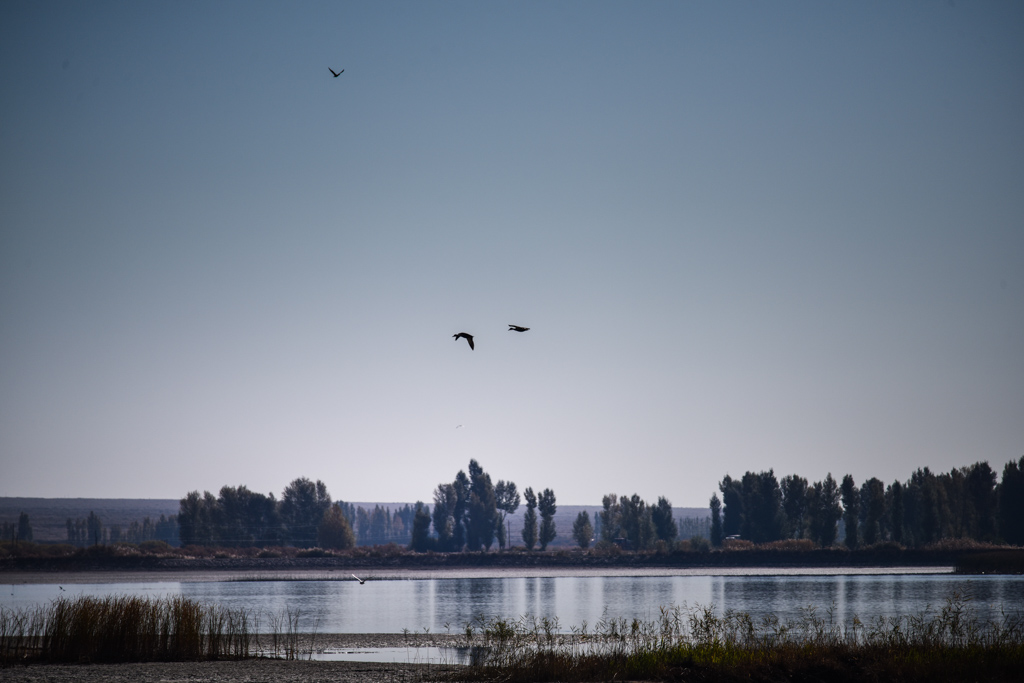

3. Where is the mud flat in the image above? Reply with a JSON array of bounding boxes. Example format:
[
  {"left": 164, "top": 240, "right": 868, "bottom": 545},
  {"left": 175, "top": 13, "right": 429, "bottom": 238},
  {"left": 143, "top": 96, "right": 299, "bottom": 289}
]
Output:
[
  {"left": 1, "top": 633, "right": 460, "bottom": 682},
  {"left": 0, "top": 659, "right": 455, "bottom": 683}
]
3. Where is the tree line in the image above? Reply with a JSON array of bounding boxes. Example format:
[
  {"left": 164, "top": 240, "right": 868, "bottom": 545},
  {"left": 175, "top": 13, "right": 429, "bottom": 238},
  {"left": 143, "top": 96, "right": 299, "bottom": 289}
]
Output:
[
  {"left": 176, "top": 478, "right": 420, "bottom": 550},
  {"left": 170, "top": 460, "right": 562, "bottom": 553},
  {"left": 708, "top": 456, "right": 1024, "bottom": 548},
  {"left": 18, "top": 454, "right": 1018, "bottom": 553},
  {"left": 64, "top": 513, "right": 180, "bottom": 547},
  {"left": 1, "top": 512, "right": 33, "bottom": 544},
  {"left": 409, "top": 459, "right": 558, "bottom": 552}
]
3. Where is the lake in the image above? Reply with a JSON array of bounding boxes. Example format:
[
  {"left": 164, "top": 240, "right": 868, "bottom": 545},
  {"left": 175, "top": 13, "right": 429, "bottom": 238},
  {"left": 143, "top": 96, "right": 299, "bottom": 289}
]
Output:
[{"left": 5, "top": 568, "right": 1022, "bottom": 635}]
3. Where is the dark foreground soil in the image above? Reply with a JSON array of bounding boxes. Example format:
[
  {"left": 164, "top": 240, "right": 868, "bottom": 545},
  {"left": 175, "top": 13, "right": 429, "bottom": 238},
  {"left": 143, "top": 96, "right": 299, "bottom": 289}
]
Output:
[
  {"left": 1, "top": 634, "right": 458, "bottom": 682},
  {"left": 0, "top": 659, "right": 455, "bottom": 683}
]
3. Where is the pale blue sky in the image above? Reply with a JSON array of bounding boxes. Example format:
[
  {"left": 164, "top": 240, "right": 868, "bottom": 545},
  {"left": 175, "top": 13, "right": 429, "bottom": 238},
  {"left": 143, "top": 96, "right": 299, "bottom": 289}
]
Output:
[{"left": 2, "top": 1, "right": 1022, "bottom": 506}]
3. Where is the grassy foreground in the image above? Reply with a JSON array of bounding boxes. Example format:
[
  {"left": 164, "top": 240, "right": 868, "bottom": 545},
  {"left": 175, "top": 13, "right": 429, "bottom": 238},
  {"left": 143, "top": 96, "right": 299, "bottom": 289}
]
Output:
[
  {"left": 0, "top": 595, "right": 309, "bottom": 665},
  {"left": 3, "top": 592, "right": 1023, "bottom": 681},
  {"left": 448, "top": 594, "right": 1024, "bottom": 682}
]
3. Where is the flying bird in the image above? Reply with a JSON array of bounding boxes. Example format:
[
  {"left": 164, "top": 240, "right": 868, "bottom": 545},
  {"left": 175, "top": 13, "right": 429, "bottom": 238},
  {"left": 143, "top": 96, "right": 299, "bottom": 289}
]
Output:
[
  {"left": 453, "top": 332, "right": 475, "bottom": 350},
  {"left": 508, "top": 325, "right": 530, "bottom": 332},
  {"left": 329, "top": 68, "right": 344, "bottom": 78},
  {"left": 352, "top": 574, "right": 366, "bottom": 584}
]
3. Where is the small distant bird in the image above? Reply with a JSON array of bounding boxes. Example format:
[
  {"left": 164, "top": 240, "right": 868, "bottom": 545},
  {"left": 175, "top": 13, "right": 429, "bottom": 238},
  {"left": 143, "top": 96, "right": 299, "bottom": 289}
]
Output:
[
  {"left": 453, "top": 332, "right": 475, "bottom": 350},
  {"left": 456, "top": 424, "right": 463, "bottom": 429},
  {"left": 352, "top": 574, "right": 366, "bottom": 584},
  {"left": 508, "top": 325, "right": 530, "bottom": 332},
  {"left": 58, "top": 586, "right": 65, "bottom": 591},
  {"left": 329, "top": 68, "right": 344, "bottom": 78}
]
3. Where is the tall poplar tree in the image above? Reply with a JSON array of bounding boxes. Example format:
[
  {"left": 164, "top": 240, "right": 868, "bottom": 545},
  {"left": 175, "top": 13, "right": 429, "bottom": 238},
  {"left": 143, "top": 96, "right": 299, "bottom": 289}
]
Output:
[
  {"left": 841, "top": 474, "right": 860, "bottom": 549},
  {"left": 538, "top": 489, "right": 557, "bottom": 550},
  {"left": 521, "top": 487, "right": 538, "bottom": 550}
]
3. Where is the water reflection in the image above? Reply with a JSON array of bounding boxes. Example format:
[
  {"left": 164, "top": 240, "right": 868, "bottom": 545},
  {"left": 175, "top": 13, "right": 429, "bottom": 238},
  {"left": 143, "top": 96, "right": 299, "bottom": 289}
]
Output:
[{"left": 3, "top": 574, "right": 1022, "bottom": 634}]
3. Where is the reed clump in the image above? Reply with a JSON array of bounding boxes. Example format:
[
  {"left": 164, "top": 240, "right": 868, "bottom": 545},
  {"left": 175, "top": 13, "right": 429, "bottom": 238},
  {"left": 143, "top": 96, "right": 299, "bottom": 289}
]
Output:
[
  {"left": 449, "top": 593, "right": 1024, "bottom": 682},
  {"left": 0, "top": 595, "right": 255, "bottom": 664}
]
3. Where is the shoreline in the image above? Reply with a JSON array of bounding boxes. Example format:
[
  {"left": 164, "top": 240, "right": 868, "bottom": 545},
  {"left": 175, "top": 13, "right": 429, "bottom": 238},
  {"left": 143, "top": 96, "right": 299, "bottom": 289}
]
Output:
[{"left": 1, "top": 564, "right": 956, "bottom": 585}]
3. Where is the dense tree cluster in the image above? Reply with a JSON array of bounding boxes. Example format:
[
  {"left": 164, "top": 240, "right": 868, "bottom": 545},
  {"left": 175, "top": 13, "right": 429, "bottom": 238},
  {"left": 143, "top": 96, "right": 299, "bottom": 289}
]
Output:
[
  {"left": 173, "top": 480, "right": 415, "bottom": 550},
  {"left": 596, "top": 494, "right": 679, "bottom": 551},
  {"left": 418, "top": 460, "right": 557, "bottom": 552},
  {"left": 709, "top": 457, "right": 1024, "bottom": 548}
]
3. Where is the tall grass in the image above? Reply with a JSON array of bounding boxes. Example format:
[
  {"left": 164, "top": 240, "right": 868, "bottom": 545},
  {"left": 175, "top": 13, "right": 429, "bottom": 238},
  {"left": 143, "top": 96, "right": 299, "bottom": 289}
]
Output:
[
  {"left": 0, "top": 595, "right": 315, "bottom": 665},
  {"left": 449, "top": 593, "right": 1024, "bottom": 682}
]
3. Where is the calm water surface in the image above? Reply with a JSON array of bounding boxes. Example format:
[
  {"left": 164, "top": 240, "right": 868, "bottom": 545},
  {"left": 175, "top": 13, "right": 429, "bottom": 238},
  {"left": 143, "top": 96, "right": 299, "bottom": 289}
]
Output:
[{"left": 4, "top": 572, "right": 1022, "bottom": 634}]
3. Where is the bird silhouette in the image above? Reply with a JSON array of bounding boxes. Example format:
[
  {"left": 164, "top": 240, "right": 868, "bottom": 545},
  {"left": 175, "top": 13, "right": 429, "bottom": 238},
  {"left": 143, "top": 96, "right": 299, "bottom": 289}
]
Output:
[
  {"left": 352, "top": 574, "right": 366, "bottom": 584},
  {"left": 508, "top": 325, "right": 530, "bottom": 332},
  {"left": 329, "top": 68, "right": 344, "bottom": 78},
  {"left": 453, "top": 332, "right": 475, "bottom": 350}
]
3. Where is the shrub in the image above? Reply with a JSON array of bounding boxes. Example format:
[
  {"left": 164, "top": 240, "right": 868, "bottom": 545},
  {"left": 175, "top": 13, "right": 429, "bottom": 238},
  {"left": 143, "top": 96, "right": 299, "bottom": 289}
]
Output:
[
  {"left": 138, "top": 540, "right": 173, "bottom": 554},
  {"left": 689, "top": 536, "right": 711, "bottom": 552},
  {"left": 758, "top": 539, "right": 817, "bottom": 551}
]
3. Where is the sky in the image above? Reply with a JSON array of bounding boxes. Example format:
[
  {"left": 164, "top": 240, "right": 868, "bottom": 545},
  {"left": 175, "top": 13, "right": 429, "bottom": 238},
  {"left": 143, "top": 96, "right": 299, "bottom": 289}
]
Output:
[{"left": 1, "top": 1, "right": 1022, "bottom": 507}]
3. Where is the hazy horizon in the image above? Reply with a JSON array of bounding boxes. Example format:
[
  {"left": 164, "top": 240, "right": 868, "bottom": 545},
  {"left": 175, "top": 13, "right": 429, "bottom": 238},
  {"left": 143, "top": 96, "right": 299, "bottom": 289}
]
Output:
[{"left": 2, "top": 2, "right": 1022, "bottom": 507}]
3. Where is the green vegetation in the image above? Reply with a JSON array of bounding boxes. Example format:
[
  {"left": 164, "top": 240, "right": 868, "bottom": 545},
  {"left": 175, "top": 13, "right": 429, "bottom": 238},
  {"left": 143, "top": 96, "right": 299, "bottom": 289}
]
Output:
[
  {"left": 448, "top": 594, "right": 1024, "bottom": 682},
  {"left": 572, "top": 511, "right": 593, "bottom": 549},
  {"left": 521, "top": 488, "right": 538, "bottom": 550},
  {"left": 538, "top": 489, "right": 557, "bottom": 550}
]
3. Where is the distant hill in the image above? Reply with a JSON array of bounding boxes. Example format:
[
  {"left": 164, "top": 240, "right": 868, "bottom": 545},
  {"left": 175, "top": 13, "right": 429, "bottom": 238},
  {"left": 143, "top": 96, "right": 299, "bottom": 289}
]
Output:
[{"left": 0, "top": 498, "right": 711, "bottom": 547}]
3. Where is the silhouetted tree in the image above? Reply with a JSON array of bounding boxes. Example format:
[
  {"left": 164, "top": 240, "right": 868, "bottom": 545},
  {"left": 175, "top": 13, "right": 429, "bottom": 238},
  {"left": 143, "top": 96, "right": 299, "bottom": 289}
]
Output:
[
  {"left": 432, "top": 483, "right": 457, "bottom": 551},
  {"left": 620, "top": 494, "right": 655, "bottom": 551},
  {"left": 841, "top": 474, "right": 860, "bottom": 549},
  {"left": 740, "top": 470, "right": 785, "bottom": 543},
  {"left": 719, "top": 475, "right": 744, "bottom": 537},
  {"left": 280, "top": 477, "right": 331, "bottom": 547},
  {"left": 652, "top": 497, "right": 678, "bottom": 544},
  {"left": 16, "top": 512, "right": 32, "bottom": 542},
  {"left": 466, "top": 459, "right": 498, "bottom": 551},
  {"left": 215, "top": 485, "right": 280, "bottom": 546},
  {"left": 964, "top": 461, "right": 997, "bottom": 542},
  {"left": 860, "top": 477, "right": 886, "bottom": 545},
  {"left": 599, "top": 494, "right": 621, "bottom": 543},
  {"left": 494, "top": 480, "right": 520, "bottom": 550},
  {"left": 781, "top": 474, "right": 808, "bottom": 539},
  {"left": 999, "top": 456, "right": 1024, "bottom": 545},
  {"left": 521, "top": 487, "right": 538, "bottom": 550},
  {"left": 888, "top": 480, "right": 905, "bottom": 545},
  {"left": 452, "top": 470, "right": 471, "bottom": 551},
  {"left": 538, "top": 488, "right": 557, "bottom": 550},
  {"left": 710, "top": 494, "right": 723, "bottom": 547},
  {"left": 572, "top": 510, "right": 593, "bottom": 549},
  {"left": 410, "top": 502, "right": 433, "bottom": 552},
  {"left": 318, "top": 503, "right": 355, "bottom": 549},
  {"left": 806, "top": 474, "right": 841, "bottom": 547}
]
